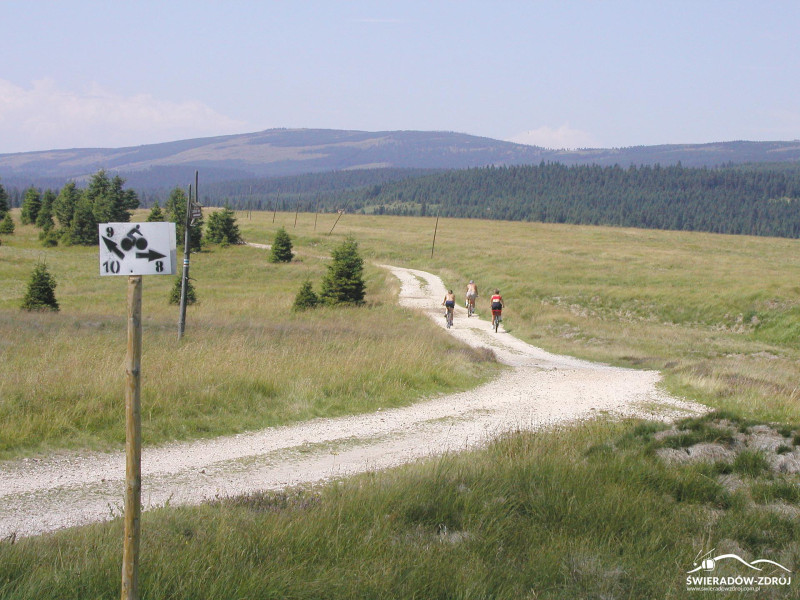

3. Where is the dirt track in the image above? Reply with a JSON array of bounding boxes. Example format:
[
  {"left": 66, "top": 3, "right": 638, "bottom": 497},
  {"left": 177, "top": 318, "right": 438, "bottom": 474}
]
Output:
[{"left": 0, "top": 266, "right": 704, "bottom": 539}]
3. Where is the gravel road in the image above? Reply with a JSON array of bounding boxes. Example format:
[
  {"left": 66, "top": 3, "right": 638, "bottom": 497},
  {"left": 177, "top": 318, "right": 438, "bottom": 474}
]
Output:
[{"left": 0, "top": 266, "right": 704, "bottom": 539}]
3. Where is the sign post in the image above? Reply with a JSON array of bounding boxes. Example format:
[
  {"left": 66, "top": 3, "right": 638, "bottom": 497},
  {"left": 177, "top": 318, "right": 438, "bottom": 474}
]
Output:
[
  {"left": 121, "top": 274, "right": 142, "bottom": 600},
  {"left": 99, "top": 222, "right": 176, "bottom": 600}
]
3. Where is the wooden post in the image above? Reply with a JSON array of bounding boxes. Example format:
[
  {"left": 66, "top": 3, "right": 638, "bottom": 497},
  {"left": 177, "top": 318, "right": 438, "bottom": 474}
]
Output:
[
  {"left": 294, "top": 201, "right": 299, "bottom": 228},
  {"left": 177, "top": 180, "right": 193, "bottom": 341},
  {"left": 121, "top": 275, "right": 143, "bottom": 600},
  {"left": 314, "top": 204, "right": 319, "bottom": 231},
  {"left": 328, "top": 200, "right": 350, "bottom": 235},
  {"left": 431, "top": 209, "right": 440, "bottom": 259},
  {"left": 328, "top": 210, "right": 344, "bottom": 235},
  {"left": 272, "top": 201, "right": 277, "bottom": 223}
]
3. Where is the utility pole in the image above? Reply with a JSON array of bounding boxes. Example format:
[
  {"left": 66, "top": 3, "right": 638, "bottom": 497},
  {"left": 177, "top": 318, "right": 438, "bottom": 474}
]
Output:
[
  {"left": 431, "top": 208, "right": 440, "bottom": 259},
  {"left": 328, "top": 200, "right": 350, "bottom": 235},
  {"left": 178, "top": 171, "right": 197, "bottom": 340}
]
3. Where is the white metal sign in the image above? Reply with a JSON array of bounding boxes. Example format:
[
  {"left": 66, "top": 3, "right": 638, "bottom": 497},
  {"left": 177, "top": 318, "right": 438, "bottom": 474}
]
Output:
[{"left": 99, "top": 222, "right": 177, "bottom": 276}]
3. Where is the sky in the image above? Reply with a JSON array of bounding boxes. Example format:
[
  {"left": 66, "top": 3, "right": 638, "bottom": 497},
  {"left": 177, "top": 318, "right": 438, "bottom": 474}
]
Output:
[{"left": 1, "top": 1, "right": 799, "bottom": 154}]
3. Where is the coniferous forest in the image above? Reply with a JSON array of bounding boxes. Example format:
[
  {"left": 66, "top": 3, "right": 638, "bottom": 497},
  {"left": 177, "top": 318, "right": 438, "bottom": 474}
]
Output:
[
  {"left": 5, "top": 162, "right": 800, "bottom": 239},
  {"left": 304, "top": 163, "right": 800, "bottom": 239}
]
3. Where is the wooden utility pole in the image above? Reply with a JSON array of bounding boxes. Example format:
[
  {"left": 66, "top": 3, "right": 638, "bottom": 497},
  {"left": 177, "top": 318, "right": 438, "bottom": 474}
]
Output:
[
  {"left": 431, "top": 208, "right": 440, "bottom": 259},
  {"left": 177, "top": 173, "right": 196, "bottom": 340},
  {"left": 328, "top": 210, "right": 344, "bottom": 235},
  {"left": 121, "top": 275, "right": 143, "bottom": 600},
  {"left": 328, "top": 200, "right": 350, "bottom": 235}
]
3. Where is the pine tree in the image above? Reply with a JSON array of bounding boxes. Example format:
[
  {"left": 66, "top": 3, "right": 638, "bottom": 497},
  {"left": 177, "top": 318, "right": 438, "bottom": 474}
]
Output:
[
  {"left": 35, "top": 190, "right": 56, "bottom": 231},
  {"left": 268, "top": 227, "right": 294, "bottom": 262},
  {"left": 0, "top": 181, "right": 9, "bottom": 219},
  {"left": 169, "top": 276, "right": 197, "bottom": 305},
  {"left": 21, "top": 262, "right": 59, "bottom": 312},
  {"left": 0, "top": 213, "right": 14, "bottom": 234},
  {"left": 292, "top": 280, "right": 319, "bottom": 311},
  {"left": 319, "top": 236, "right": 366, "bottom": 306},
  {"left": 39, "top": 229, "right": 59, "bottom": 247},
  {"left": 147, "top": 202, "right": 166, "bottom": 222},
  {"left": 20, "top": 187, "right": 41, "bottom": 225},
  {"left": 86, "top": 170, "right": 139, "bottom": 223},
  {"left": 65, "top": 196, "right": 98, "bottom": 245},
  {"left": 205, "top": 207, "right": 241, "bottom": 245},
  {"left": 54, "top": 182, "right": 81, "bottom": 229}
]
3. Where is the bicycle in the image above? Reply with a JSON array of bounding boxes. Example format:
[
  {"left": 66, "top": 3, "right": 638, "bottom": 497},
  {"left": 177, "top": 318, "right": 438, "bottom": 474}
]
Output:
[
  {"left": 491, "top": 309, "right": 502, "bottom": 333},
  {"left": 466, "top": 296, "right": 476, "bottom": 317},
  {"left": 444, "top": 305, "right": 454, "bottom": 328}
]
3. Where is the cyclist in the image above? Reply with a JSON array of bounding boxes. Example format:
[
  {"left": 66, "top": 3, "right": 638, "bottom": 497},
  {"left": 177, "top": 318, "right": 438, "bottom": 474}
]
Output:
[
  {"left": 490, "top": 289, "right": 504, "bottom": 331},
  {"left": 442, "top": 289, "right": 456, "bottom": 328},
  {"left": 465, "top": 280, "right": 478, "bottom": 316}
]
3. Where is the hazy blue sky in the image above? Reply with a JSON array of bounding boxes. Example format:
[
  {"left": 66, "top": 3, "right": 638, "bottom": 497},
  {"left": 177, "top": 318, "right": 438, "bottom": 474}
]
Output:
[{"left": 1, "top": 1, "right": 798, "bottom": 153}]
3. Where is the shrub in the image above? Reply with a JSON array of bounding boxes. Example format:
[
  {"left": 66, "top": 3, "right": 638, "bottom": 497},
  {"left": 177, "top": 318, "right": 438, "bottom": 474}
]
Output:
[
  {"left": 269, "top": 227, "right": 294, "bottom": 263},
  {"left": 0, "top": 213, "right": 14, "bottom": 234},
  {"left": 319, "top": 236, "right": 366, "bottom": 306},
  {"left": 21, "top": 262, "right": 59, "bottom": 312},
  {"left": 292, "top": 280, "right": 319, "bottom": 311},
  {"left": 39, "top": 229, "right": 59, "bottom": 247},
  {"left": 206, "top": 207, "right": 242, "bottom": 245},
  {"left": 169, "top": 276, "right": 197, "bottom": 305},
  {"left": 147, "top": 202, "right": 166, "bottom": 222}
]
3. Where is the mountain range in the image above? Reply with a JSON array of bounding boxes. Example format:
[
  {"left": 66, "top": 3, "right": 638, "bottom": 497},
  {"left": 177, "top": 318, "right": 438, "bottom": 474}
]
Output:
[{"left": 1, "top": 129, "right": 800, "bottom": 190}]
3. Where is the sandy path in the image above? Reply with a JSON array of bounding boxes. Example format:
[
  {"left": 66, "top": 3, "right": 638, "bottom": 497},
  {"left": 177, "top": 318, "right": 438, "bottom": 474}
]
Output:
[{"left": 0, "top": 266, "right": 704, "bottom": 539}]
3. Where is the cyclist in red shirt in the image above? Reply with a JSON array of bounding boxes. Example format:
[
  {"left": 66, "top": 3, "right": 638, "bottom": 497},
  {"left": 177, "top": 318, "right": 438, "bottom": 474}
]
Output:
[
  {"left": 490, "top": 289, "right": 503, "bottom": 311},
  {"left": 490, "top": 289, "right": 504, "bottom": 331}
]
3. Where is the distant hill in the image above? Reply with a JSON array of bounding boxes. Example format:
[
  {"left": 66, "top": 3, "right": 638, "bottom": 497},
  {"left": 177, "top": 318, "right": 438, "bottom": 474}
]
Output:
[{"left": 1, "top": 129, "right": 800, "bottom": 191}]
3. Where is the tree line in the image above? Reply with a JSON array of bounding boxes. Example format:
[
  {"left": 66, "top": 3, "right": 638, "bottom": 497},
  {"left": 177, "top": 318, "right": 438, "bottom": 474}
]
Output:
[
  {"left": 306, "top": 163, "right": 800, "bottom": 238},
  {"left": 0, "top": 170, "right": 245, "bottom": 250},
  {"left": 6, "top": 162, "right": 800, "bottom": 239}
]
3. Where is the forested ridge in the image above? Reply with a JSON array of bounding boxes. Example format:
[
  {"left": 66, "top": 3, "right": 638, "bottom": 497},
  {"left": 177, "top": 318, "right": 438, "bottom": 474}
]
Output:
[
  {"left": 305, "top": 163, "right": 800, "bottom": 238},
  {"left": 5, "top": 162, "right": 800, "bottom": 239}
]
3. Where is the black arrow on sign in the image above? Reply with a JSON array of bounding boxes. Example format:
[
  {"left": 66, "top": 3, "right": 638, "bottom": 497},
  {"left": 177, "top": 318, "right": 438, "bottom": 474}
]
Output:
[
  {"left": 136, "top": 249, "right": 166, "bottom": 262},
  {"left": 102, "top": 236, "right": 125, "bottom": 259}
]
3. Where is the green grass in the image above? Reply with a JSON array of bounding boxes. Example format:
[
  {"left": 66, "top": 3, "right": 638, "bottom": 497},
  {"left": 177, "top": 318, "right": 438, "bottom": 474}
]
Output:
[
  {"left": 0, "top": 211, "right": 500, "bottom": 457},
  {"left": 5, "top": 209, "right": 800, "bottom": 457},
  {"left": 2, "top": 419, "right": 798, "bottom": 599},
  {"left": 270, "top": 211, "right": 800, "bottom": 424},
  {"left": 3, "top": 209, "right": 800, "bottom": 598}
]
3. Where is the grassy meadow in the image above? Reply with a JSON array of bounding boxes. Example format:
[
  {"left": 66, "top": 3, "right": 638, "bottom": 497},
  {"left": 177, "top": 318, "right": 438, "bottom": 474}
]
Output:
[
  {"left": 0, "top": 210, "right": 500, "bottom": 458},
  {"left": 2, "top": 207, "right": 800, "bottom": 598}
]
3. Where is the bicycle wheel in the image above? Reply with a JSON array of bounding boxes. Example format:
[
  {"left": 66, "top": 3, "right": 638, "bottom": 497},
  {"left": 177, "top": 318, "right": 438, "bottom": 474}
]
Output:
[{"left": 494, "top": 315, "right": 499, "bottom": 333}]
